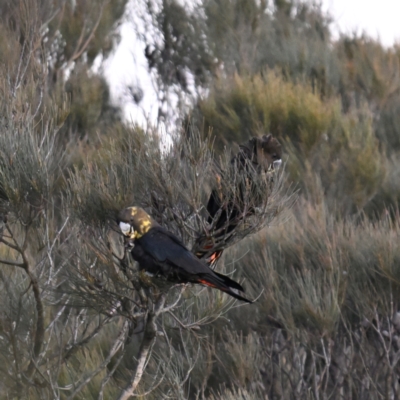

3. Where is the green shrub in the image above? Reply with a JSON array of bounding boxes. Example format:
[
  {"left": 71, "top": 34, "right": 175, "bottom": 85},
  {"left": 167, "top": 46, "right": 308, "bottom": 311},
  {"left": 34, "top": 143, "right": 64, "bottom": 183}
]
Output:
[{"left": 196, "top": 71, "right": 385, "bottom": 215}]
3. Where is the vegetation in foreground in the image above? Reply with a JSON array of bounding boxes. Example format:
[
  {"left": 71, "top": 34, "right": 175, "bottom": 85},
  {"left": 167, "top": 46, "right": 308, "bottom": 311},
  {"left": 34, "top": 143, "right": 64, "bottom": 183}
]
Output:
[{"left": 1, "top": 0, "right": 400, "bottom": 398}]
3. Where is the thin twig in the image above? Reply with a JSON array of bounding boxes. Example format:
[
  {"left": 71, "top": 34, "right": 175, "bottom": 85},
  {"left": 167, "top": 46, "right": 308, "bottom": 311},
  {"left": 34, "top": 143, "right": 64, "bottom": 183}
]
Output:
[
  {"left": 66, "top": 319, "right": 129, "bottom": 400},
  {"left": 117, "top": 294, "right": 166, "bottom": 400}
]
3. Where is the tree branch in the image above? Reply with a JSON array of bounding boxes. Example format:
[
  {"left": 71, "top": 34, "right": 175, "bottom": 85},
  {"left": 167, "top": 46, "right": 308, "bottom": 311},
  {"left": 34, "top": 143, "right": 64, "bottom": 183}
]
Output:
[
  {"left": 62, "top": 316, "right": 111, "bottom": 362},
  {"left": 0, "top": 257, "right": 25, "bottom": 268},
  {"left": 24, "top": 268, "right": 45, "bottom": 379},
  {"left": 66, "top": 319, "right": 129, "bottom": 400},
  {"left": 4, "top": 223, "right": 45, "bottom": 380},
  {"left": 68, "top": 2, "right": 106, "bottom": 64},
  {"left": 117, "top": 294, "right": 166, "bottom": 400}
]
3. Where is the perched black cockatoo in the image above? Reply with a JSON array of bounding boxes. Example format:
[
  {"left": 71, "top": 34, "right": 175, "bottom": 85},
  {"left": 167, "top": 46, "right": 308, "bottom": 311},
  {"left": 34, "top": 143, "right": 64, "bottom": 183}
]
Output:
[
  {"left": 195, "top": 134, "right": 282, "bottom": 268},
  {"left": 117, "top": 206, "right": 252, "bottom": 303}
]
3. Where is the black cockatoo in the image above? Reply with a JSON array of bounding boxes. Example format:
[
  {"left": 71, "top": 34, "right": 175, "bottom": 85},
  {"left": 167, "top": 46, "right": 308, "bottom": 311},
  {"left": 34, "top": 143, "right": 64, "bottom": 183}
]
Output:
[
  {"left": 195, "top": 134, "right": 282, "bottom": 267},
  {"left": 117, "top": 206, "right": 251, "bottom": 303}
]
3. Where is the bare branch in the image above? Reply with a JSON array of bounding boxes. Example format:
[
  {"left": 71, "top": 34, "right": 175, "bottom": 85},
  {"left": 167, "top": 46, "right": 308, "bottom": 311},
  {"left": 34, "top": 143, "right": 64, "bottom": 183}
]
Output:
[
  {"left": 62, "top": 316, "right": 112, "bottom": 362},
  {"left": 0, "top": 258, "right": 25, "bottom": 268},
  {"left": 66, "top": 319, "right": 129, "bottom": 400},
  {"left": 117, "top": 294, "right": 167, "bottom": 400},
  {"left": 67, "top": 1, "right": 106, "bottom": 64}
]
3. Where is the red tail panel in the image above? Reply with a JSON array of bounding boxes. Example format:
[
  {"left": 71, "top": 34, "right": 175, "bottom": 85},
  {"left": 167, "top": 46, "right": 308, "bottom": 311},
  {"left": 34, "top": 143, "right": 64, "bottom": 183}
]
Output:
[{"left": 197, "top": 278, "right": 218, "bottom": 289}]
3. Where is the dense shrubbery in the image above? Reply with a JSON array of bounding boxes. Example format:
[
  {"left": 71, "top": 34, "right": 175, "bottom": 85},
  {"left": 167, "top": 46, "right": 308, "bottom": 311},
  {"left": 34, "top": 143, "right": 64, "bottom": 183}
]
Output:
[
  {"left": 1, "top": 0, "right": 400, "bottom": 399},
  {"left": 197, "top": 71, "right": 385, "bottom": 215}
]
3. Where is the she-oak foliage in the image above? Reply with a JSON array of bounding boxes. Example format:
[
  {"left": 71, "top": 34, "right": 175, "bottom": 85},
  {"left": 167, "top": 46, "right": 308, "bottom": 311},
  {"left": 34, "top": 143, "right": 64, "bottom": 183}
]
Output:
[
  {"left": 0, "top": 2, "right": 291, "bottom": 398},
  {"left": 1, "top": 0, "right": 400, "bottom": 399}
]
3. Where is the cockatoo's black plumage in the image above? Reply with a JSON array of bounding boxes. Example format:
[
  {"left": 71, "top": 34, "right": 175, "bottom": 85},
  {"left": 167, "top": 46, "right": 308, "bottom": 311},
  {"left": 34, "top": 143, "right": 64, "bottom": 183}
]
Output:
[
  {"left": 117, "top": 206, "right": 251, "bottom": 303},
  {"left": 195, "top": 134, "right": 282, "bottom": 267}
]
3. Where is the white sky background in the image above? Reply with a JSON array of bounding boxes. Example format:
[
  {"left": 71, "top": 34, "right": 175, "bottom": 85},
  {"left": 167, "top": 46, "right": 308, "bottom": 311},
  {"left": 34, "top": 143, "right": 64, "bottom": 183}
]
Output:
[
  {"left": 322, "top": 0, "right": 400, "bottom": 46},
  {"left": 103, "top": 0, "right": 400, "bottom": 129}
]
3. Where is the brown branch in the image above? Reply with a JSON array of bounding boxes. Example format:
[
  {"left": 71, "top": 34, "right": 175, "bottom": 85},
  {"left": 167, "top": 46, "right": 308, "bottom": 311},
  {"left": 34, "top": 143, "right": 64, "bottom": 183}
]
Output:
[
  {"left": 0, "top": 237, "right": 22, "bottom": 252},
  {"left": 62, "top": 316, "right": 111, "bottom": 362},
  {"left": 0, "top": 258, "right": 25, "bottom": 268},
  {"left": 97, "top": 320, "right": 146, "bottom": 400},
  {"left": 117, "top": 294, "right": 166, "bottom": 400},
  {"left": 4, "top": 223, "right": 45, "bottom": 380},
  {"left": 167, "top": 310, "right": 200, "bottom": 331},
  {"left": 24, "top": 268, "right": 45, "bottom": 379},
  {"left": 70, "top": 20, "right": 87, "bottom": 62},
  {"left": 68, "top": 2, "right": 106, "bottom": 64},
  {"left": 97, "top": 345, "right": 126, "bottom": 400},
  {"left": 67, "top": 319, "right": 129, "bottom": 400},
  {"left": 5, "top": 224, "right": 29, "bottom": 265}
]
